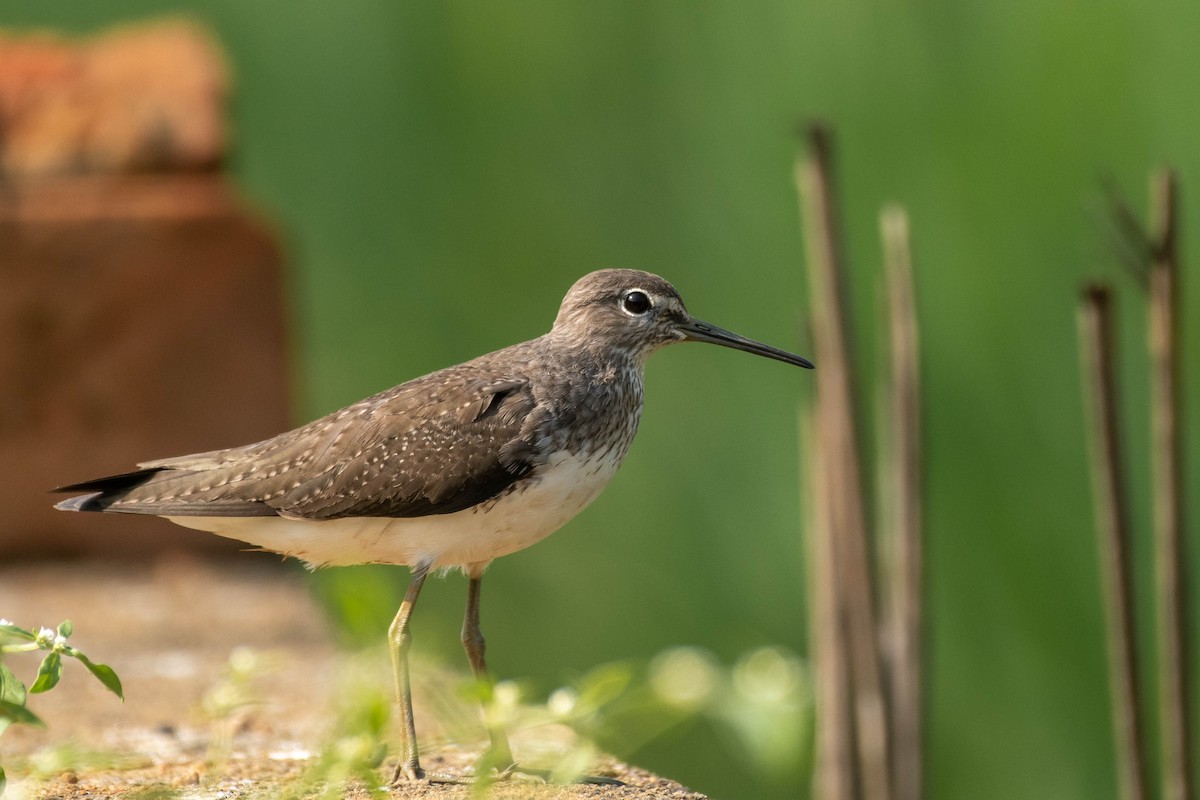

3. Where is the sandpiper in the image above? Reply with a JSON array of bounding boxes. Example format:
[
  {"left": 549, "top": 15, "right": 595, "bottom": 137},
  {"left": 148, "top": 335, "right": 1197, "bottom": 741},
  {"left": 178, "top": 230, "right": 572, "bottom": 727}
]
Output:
[{"left": 55, "top": 268, "right": 812, "bottom": 782}]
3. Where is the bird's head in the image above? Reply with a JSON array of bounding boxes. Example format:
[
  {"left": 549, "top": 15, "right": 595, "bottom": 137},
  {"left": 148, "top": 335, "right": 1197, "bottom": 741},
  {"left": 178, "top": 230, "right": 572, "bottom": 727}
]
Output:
[{"left": 549, "top": 269, "right": 814, "bottom": 369}]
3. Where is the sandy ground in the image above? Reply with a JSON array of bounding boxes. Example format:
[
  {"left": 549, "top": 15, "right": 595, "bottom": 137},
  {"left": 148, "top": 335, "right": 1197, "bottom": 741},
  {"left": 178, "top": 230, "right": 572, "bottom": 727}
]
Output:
[{"left": 0, "top": 557, "right": 706, "bottom": 799}]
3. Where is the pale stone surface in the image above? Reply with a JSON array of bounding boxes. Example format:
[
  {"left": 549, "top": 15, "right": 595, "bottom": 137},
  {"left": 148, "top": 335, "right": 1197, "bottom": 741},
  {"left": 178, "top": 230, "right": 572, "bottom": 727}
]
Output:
[{"left": 0, "top": 558, "right": 708, "bottom": 799}]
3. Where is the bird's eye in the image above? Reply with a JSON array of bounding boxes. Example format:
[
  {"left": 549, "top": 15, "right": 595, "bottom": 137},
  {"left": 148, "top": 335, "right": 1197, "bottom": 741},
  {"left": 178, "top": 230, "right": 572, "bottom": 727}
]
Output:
[{"left": 620, "top": 290, "right": 653, "bottom": 316}]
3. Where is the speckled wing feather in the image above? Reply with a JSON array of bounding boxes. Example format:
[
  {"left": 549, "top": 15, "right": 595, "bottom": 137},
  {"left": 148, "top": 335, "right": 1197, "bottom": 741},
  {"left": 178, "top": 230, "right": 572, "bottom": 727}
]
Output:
[{"left": 55, "top": 369, "right": 542, "bottom": 520}]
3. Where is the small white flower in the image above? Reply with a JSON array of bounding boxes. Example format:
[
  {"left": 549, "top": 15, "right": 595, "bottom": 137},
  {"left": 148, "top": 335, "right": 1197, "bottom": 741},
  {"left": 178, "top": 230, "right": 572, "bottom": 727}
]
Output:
[
  {"left": 492, "top": 680, "right": 521, "bottom": 709},
  {"left": 229, "top": 646, "right": 260, "bottom": 673},
  {"left": 548, "top": 687, "right": 578, "bottom": 718},
  {"left": 484, "top": 681, "right": 522, "bottom": 728},
  {"left": 53, "top": 634, "right": 68, "bottom": 649},
  {"left": 731, "top": 647, "right": 804, "bottom": 704},
  {"left": 0, "top": 618, "right": 12, "bottom": 626},
  {"left": 36, "top": 627, "right": 56, "bottom": 643},
  {"left": 649, "top": 646, "right": 719, "bottom": 710}
]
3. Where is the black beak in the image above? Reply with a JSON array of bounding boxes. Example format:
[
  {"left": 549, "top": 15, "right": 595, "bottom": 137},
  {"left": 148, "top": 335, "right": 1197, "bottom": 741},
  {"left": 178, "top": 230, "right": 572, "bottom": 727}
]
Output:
[{"left": 677, "top": 317, "right": 814, "bottom": 369}]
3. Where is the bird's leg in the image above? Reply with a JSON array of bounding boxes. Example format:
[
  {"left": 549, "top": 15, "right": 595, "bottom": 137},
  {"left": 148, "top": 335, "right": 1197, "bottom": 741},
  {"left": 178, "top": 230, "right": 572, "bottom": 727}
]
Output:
[
  {"left": 389, "top": 564, "right": 430, "bottom": 784},
  {"left": 462, "top": 575, "right": 516, "bottom": 772},
  {"left": 460, "top": 574, "right": 623, "bottom": 787}
]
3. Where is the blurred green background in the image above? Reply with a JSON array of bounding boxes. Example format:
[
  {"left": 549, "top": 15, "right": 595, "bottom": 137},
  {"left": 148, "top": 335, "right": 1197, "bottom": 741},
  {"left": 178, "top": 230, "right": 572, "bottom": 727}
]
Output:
[{"left": 6, "top": 1, "right": 1200, "bottom": 798}]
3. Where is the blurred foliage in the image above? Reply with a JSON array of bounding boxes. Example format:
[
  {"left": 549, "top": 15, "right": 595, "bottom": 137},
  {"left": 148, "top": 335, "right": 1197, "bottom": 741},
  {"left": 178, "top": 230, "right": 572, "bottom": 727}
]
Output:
[
  {"left": 4, "top": 1, "right": 1200, "bottom": 798},
  {"left": 200, "top": 646, "right": 281, "bottom": 765},
  {"left": 281, "top": 651, "right": 390, "bottom": 800},
  {"left": 0, "top": 619, "right": 125, "bottom": 790}
]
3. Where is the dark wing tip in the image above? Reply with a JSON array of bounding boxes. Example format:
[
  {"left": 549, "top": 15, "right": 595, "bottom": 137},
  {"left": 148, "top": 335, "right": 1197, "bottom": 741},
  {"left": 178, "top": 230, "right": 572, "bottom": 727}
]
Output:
[
  {"left": 54, "top": 493, "right": 107, "bottom": 512},
  {"left": 53, "top": 467, "right": 279, "bottom": 517},
  {"left": 52, "top": 468, "right": 166, "bottom": 496},
  {"left": 52, "top": 468, "right": 164, "bottom": 513}
]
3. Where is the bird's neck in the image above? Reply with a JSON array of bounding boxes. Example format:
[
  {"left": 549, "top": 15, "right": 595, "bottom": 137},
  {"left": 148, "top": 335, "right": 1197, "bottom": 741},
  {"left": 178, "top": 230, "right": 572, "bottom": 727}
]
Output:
[{"left": 534, "top": 339, "right": 646, "bottom": 458}]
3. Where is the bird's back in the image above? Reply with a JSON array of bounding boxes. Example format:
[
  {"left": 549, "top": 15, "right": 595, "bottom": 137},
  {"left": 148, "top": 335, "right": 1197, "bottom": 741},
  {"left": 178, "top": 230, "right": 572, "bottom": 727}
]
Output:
[{"left": 55, "top": 333, "right": 648, "bottom": 569}]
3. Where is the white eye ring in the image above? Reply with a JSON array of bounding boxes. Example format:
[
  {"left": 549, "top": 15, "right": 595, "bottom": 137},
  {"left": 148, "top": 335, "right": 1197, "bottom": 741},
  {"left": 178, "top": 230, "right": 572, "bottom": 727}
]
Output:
[{"left": 620, "top": 289, "right": 653, "bottom": 316}]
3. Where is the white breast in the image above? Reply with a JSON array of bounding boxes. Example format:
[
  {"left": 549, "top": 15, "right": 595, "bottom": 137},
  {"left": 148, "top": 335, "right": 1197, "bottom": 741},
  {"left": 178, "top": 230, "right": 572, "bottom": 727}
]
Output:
[{"left": 165, "top": 448, "right": 623, "bottom": 572}]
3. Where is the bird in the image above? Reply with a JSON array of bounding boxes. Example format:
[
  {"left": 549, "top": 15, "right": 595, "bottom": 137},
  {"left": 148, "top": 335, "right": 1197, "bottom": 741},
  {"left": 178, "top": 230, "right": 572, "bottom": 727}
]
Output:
[{"left": 54, "top": 268, "right": 813, "bottom": 783}]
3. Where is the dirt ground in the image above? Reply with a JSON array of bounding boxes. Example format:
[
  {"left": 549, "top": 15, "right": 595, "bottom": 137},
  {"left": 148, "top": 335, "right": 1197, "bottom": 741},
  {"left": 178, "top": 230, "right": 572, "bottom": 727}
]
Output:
[{"left": 0, "top": 557, "right": 706, "bottom": 800}]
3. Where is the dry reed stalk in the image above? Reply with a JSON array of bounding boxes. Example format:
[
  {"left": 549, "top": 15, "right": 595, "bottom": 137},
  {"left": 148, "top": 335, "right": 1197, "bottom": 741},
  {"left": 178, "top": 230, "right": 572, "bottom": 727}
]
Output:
[
  {"left": 797, "top": 123, "right": 892, "bottom": 800},
  {"left": 804, "top": 405, "right": 857, "bottom": 800},
  {"left": 880, "top": 206, "right": 922, "bottom": 800},
  {"left": 1145, "top": 170, "right": 1192, "bottom": 800},
  {"left": 1077, "top": 284, "right": 1149, "bottom": 800}
]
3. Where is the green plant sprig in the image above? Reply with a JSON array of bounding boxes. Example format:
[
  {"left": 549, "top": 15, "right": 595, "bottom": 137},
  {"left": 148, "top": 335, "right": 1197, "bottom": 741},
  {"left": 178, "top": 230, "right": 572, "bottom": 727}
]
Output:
[
  {"left": 0, "top": 618, "right": 124, "bottom": 794},
  {"left": 1, "top": 620, "right": 123, "bottom": 701}
]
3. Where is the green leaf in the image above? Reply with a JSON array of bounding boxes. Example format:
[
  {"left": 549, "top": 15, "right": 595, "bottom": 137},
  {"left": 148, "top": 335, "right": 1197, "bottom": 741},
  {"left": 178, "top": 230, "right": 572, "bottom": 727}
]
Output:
[
  {"left": 1, "top": 763, "right": 6, "bottom": 796},
  {"left": 0, "top": 663, "right": 26, "bottom": 706},
  {"left": 0, "top": 622, "right": 35, "bottom": 642},
  {"left": 0, "top": 698, "right": 43, "bottom": 727},
  {"left": 75, "top": 653, "right": 124, "bottom": 701},
  {"left": 57, "top": 620, "right": 74, "bottom": 639},
  {"left": 576, "top": 662, "right": 633, "bottom": 711},
  {"left": 29, "top": 651, "right": 62, "bottom": 693}
]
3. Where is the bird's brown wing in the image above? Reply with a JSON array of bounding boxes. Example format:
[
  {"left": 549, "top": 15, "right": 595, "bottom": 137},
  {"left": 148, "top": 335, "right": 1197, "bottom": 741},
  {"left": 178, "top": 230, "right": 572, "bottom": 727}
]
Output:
[
  {"left": 54, "top": 373, "right": 542, "bottom": 520},
  {"left": 270, "top": 376, "right": 539, "bottom": 519}
]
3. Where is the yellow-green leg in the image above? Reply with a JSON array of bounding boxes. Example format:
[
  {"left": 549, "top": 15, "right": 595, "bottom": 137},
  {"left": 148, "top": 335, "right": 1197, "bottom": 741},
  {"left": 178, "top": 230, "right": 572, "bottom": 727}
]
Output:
[
  {"left": 461, "top": 575, "right": 516, "bottom": 771},
  {"left": 389, "top": 565, "right": 429, "bottom": 783},
  {"left": 389, "top": 567, "right": 620, "bottom": 786},
  {"left": 460, "top": 575, "right": 620, "bottom": 786}
]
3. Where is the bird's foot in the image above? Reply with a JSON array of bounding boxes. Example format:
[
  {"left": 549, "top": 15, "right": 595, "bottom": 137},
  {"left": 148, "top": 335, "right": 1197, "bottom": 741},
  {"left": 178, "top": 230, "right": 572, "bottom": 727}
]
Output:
[
  {"left": 388, "top": 758, "right": 624, "bottom": 787},
  {"left": 483, "top": 764, "right": 624, "bottom": 786},
  {"left": 388, "top": 761, "right": 465, "bottom": 786},
  {"left": 389, "top": 760, "right": 422, "bottom": 785},
  {"left": 578, "top": 774, "right": 626, "bottom": 786}
]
